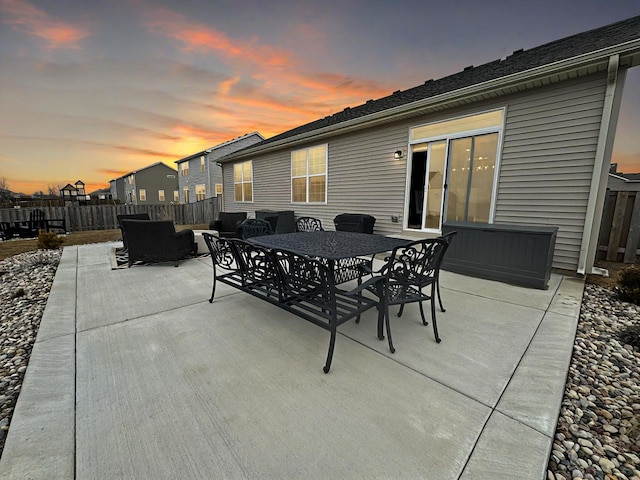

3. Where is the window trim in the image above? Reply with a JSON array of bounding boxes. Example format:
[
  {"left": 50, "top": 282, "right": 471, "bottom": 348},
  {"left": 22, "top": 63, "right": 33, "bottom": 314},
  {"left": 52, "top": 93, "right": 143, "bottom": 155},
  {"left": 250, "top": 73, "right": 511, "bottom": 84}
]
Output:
[
  {"left": 180, "top": 162, "right": 189, "bottom": 176},
  {"left": 404, "top": 107, "right": 505, "bottom": 232},
  {"left": 139, "top": 189, "right": 146, "bottom": 202},
  {"left": 183, "top": 186, "right": 189, "bottom": 204},
  {"left": 200, "top": 156, "right": 206, "bottom": 172},
  {"left": 195, "top": 184, "right": 206, "bottom": 201},
  {"left": 158, "top": 190, "right": 165, "bottom": 202},
  {"left": 233, "top": 160, "right": 253, "bottom": 203},
  {"left": 290, "top": 143, "right": 328, "bottom": 204}
]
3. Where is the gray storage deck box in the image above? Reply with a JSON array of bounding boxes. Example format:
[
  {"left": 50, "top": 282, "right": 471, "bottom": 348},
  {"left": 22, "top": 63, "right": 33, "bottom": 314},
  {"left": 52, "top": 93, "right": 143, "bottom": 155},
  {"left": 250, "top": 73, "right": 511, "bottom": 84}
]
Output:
[{"left": 441, "top": 222, "right": 558, "bottom": 289}]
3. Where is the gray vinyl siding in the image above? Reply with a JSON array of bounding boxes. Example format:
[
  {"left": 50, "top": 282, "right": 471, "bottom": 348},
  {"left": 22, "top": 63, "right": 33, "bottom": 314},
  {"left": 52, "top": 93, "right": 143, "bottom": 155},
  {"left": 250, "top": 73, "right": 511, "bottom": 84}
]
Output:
[
  {"left": 496, "top": 73, "right": 607, "bottom": 271},
  {"left": 224, "top": 72, "right": 609, "bottom": 272}
]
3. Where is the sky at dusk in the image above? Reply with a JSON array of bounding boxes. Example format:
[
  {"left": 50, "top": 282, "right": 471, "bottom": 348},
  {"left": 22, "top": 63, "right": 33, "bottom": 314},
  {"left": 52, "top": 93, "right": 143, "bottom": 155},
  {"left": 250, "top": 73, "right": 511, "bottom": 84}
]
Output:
[{"left": 1, "top": 0, "right": 639, "bottom": 195}]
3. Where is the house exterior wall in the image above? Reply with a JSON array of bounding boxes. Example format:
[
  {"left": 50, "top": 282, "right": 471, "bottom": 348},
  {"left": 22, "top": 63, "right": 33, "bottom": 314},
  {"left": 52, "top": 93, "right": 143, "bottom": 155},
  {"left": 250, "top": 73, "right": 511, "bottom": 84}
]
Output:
[
  {"left": 223, "top": 73, "right": 611, "bottom": 271},
  {"left": 134, "top": 164, "right": 178, "bottom": 205},
  {"left": 179, "top": 156, "right": 209, "bottom": 203}
]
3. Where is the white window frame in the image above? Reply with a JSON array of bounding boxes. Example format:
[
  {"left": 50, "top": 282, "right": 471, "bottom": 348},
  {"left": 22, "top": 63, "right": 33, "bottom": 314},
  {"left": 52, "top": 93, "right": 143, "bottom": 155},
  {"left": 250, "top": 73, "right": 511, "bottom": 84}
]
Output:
[
  {"left": 183, "top": 186, "right": 189, "bottom": 204},
  {"left": 215, "top": 183, "right": 223, "bottom": 196},
  {"left": 404, "top": 107, "right": 506, "bottom": 232},
  {"left": 234, "top": 160, "right": 253, "bottom": 202},
  {"left": 195, "top": 184, "right": 206, "bottom": 201},
  {"left": 290, "top": 144, "right": 328, "bottom": 204},
  {"left": 200, "top": 156, "right": 206, "bottom": 172},
  {"left": 180, "top": 162, "right": 189, "bottom": 176},
  {"left": 173, "top": 190, "right": 179, "bottom": 203},
  {"left": 158, "top": 190, "right": 165, "bottom": 202},
  {"left": 139, "top": 189, "right": 146, "bottom": 201}
]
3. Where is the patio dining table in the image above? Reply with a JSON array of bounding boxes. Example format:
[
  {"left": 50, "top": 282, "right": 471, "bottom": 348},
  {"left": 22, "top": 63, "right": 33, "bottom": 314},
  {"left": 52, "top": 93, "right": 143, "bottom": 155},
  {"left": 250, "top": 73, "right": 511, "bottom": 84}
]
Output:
[{"left": 247, "top": 230, "right": 410, "bottom": 284}]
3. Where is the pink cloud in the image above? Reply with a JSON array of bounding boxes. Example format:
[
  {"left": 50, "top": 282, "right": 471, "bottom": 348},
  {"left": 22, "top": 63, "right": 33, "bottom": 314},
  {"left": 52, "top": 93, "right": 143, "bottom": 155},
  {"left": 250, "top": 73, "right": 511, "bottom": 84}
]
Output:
[{"left": 0, "top": 0, "right": 89, "bottom": 49}]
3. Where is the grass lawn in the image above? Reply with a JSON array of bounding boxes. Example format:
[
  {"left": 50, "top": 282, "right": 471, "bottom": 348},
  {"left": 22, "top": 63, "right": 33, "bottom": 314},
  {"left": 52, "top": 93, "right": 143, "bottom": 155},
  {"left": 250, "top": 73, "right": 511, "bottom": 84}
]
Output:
[{"left": 0, "top": 224, "right": 208, "bottom": 261}]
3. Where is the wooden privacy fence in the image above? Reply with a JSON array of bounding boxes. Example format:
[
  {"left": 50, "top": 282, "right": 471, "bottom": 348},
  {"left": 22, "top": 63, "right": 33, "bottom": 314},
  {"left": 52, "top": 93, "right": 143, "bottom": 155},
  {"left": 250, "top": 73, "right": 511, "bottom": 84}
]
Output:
[
  {"left": 0, "top": 197, "right": 221, "bottom": 232},
  {"left": 597, "top": 190, "right": 640, "bottom": 264}
]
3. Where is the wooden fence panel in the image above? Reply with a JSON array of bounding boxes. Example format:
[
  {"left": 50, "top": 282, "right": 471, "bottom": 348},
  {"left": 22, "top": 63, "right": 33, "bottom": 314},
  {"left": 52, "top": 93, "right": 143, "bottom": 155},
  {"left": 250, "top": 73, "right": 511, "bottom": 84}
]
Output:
[
  {"left": 597, "top": 190, "right": 640, "bottom": 263},
  {"left": 0, "top": 197, "right": 221, "bottom": 233}
]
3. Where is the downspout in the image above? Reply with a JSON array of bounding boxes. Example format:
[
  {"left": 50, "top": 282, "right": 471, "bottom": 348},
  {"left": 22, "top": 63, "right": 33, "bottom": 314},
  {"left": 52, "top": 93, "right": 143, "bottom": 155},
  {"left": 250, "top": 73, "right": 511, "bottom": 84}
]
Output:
[{"left": 577, "top": 54, "right": 624, "bottom": 274}]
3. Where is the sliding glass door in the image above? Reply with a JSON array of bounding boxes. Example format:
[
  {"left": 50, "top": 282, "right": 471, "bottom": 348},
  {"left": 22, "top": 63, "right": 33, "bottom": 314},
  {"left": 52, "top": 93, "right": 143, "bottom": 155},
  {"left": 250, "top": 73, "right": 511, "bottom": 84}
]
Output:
[{"left": 406, "top": 109, "right": 503, "bottom": 232}]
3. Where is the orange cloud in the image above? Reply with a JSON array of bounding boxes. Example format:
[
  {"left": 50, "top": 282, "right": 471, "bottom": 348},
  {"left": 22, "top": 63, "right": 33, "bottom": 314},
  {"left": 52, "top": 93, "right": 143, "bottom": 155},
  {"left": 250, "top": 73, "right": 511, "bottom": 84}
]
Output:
[
  {"left": 144, "top": 8, "right": 291, "bottom": 69},
  {"left": 0, "top": 0, "right": 89, "bottom": 49}
]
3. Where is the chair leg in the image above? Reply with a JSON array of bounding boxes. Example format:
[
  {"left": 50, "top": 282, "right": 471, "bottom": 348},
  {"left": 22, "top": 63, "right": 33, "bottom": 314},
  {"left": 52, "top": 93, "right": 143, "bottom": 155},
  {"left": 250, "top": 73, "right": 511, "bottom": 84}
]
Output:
[
  {"left": 397, "top": 304, "right": 404, "bottom": 317},
  {"left": 355, "top": 276, "right": 362, "bottom": 324},
  {"left": 323, "top": 327, "right": 337, "bottom": 373},
  {"left": 209, "top": 270, "right": 217, "bottom": 303},
  {"left": 436, "top": 277, "right": 445, "bottom": 312},
  {"left": 418, "top": 300, "right": 428, "bottom": 326},
  {"left": 385, "top": 305, "right": 395, "bottom": 354},
  {"left": 431, "top": 284, "right": 441, "bottom": 343}
]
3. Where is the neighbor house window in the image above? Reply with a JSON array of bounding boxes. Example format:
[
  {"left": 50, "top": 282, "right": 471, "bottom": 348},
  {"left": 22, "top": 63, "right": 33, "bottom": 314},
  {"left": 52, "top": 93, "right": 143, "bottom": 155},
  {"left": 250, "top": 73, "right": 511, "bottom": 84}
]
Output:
[
  {"left": 139, "top": 189, "right": 146, "bottom": 201},
  {"left": 158, "top": 190, "right": 165, "bottom": 202},
  {"left": 195, "top": 184, "right": 206, "bottom": 201},
  {"left": 173, "top": 190, "right": 179, "bottom": 203},
  {"left": 291, "top": 144, "right": 327, "bottom": 203},
  {"left": 234, "top": 161, "right": 253, "bottom": 202},
  {"left": 200, "top": 156, "right": 206, "bottom": 172},
  {"left": 215, "top": 183, "right": 223, "bottom": 196},
  {"left": 183, "top": 187, "right": 189, "bottom": 203},
  {"left": 180, "top": 163, "right": 189, "bottom": 176}
]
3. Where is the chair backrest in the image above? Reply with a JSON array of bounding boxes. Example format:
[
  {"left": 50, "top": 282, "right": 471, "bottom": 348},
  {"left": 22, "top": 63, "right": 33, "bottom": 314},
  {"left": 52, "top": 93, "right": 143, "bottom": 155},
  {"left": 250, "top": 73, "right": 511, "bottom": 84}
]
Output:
[
  {"left": 218, "top": 212, "right": 248, "bottom": 231},
  {"left": 271, "top": 248, "right": 335, "bottom": 306},
  {"left": 440, "top": 230, "right": 457, "bottom": 245},
  {"left": 201, "top": 233, "right": 240, "bottom": 272},
  {"left": 117, "top": 213, "right": 151, "bottom": 227},
  {"left": 239, "top": 218, "right": 274, "bottom": 239},
  {"left": 295, "top": 216, "right": 324, "bottom": 232},
  {"left": 30, "top": 209, "right": 46, "bottom": 229},
  {"left": 120, "top": 219, "right": 177, "bottom": 256},
  {"left": 230, "top": 239, "right": 279, "bottom": 285},
  {"left": 333, "top": 213, "right": 376, "bottom": 234},
  {"left": 383, "top": 238, "right": 449, "bottom": 288}
]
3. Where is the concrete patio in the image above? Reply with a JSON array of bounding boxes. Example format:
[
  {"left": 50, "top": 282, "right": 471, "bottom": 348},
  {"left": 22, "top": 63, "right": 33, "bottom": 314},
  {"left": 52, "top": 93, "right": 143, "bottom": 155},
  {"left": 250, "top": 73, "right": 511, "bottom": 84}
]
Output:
[{"left": 0, "top": 241, "right": 584, "bottom": 479}]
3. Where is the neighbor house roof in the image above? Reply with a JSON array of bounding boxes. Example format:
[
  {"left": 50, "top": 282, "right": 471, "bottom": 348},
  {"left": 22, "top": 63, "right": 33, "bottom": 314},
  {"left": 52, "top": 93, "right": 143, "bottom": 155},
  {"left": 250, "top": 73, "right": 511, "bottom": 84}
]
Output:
[
  {"left": 174, "top": 131, "right": 265, "bottom": 164},
  {"left": 220, "top": 15, "right": 640, "bottom": 162}
]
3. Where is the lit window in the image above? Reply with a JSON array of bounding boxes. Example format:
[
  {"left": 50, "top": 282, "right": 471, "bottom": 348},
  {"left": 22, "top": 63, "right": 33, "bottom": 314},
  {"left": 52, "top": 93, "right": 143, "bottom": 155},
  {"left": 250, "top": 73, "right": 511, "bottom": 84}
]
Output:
[
  {"left": 139, "top": 189, "right": 146, "bottom": 201},
  {"left": 200, "top": 156, "right": 206, "bottom": 172},
  {"left": 195, "top": 184, "right": 206, "bottom": 201},
  {"left": 180, "top": 163, "right": 189, "bottom": 176},
  {"left": 183, "top": 187, "right": 189, "bottom": 203},
  {"left": 291, "top": 144, "right": 327, "bottom": 203},
  {"left": 173, "top": 190, "right": 179, "bottom": 202},
  {"left": 234, "top": 161, "right": 253, "bottom": 202},
  {"left": 215, "top": 183, "right": 223, "bottom": 195},
  {"left": 158, "top": 190, "right": 165, "bottom": 202}
]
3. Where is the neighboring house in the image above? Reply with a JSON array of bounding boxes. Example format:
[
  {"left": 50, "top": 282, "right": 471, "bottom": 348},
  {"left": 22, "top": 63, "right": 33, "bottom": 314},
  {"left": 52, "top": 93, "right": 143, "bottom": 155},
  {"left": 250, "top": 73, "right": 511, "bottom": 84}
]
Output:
[
  {"left": 60, "top": 180, "right": 89, "bottom": 205},
  {"left": 175, "top": 132, "right": 264, "bottom": 204},
  {"left": 608, "top": 163, "right": 640, "bottom": 192},
  {"left": 110, "top": 162, "right": 179, "bottom": 205},
  {"left": 89, "top": 187, "right": 113, "bottom": 201},
  {"left": 218, "top": 15, "right": 640, "bottom": 275}
]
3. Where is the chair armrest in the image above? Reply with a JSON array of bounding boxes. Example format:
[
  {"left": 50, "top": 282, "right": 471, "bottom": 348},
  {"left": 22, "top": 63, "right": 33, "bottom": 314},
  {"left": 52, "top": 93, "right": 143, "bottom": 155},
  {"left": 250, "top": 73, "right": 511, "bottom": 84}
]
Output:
[
  {"left": 344, "top": 275, "right": 384, "bottom": 296},
  {"left": 210, "top": 220, "right": 222, "bottom": 230}
]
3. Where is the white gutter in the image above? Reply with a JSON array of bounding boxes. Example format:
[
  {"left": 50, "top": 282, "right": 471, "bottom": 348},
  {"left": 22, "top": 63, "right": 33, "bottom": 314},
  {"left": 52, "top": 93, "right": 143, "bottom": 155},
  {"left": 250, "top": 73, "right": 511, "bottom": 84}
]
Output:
[
  {"left": 223, "top": 38, "right": 640, "bottom": 162},
  {"left": 577, "top": 54, "right": 621, "bottom": 275}
]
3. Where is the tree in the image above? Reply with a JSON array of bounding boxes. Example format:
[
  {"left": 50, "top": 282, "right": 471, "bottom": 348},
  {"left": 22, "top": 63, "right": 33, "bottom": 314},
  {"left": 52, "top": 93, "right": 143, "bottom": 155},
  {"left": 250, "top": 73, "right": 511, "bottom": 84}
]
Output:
[
  {"left": 0, "top": 176, "right": 11, "bottom": 202},
  {"left": 48, "top": 184, "right": 63, "bottom": 197}
]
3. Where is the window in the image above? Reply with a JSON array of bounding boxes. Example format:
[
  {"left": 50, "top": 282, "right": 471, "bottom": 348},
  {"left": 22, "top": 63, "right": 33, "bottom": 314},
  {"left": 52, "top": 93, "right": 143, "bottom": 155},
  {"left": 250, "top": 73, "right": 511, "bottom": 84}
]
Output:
[
  {"left": 291, "top": 144, "right": 327, "bottom": 203},
  {"left": 158, "top": 190, "right": 165, "bottom": 202},
  {"left": 234, "top": 161, "right": 253, "bottom": 202},
  {"left": 406, "top": 109, "right": 503, "bottom": 231},
  {"left": 195, "top": 184, "right": 206, "bottom": 201},
  {"left": 200, "top": 156, "right": 206, "bottom": 172},
  {"left": 215, "top": 183, "right": 223, "bottom": 195},
  {"left": 183, "top": 187, "right": 189, "bottom": 203},
  {"left": 139, "top": 189, "right": 146, "bottom": 201},
  {"left": 180, "top": 163, "right": 189, "bottom": 176},
  {"left": 173, "top": 190, "right": 179, "bottom": 203}
]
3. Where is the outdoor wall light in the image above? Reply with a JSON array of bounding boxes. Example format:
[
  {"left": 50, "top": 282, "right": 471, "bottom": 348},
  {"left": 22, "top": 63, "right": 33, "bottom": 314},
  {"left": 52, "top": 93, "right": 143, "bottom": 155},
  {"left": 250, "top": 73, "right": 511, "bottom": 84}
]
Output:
[{"left": 394, "top": 150, "right": 403, "bottom": 159}]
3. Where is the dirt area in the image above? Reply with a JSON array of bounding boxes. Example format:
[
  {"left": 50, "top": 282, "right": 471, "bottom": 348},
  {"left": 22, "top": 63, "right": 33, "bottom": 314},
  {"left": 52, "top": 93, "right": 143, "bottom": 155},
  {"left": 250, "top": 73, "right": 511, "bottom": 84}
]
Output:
[{"left": 586, "top": 260, "right": 632, "bottom": 289}]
